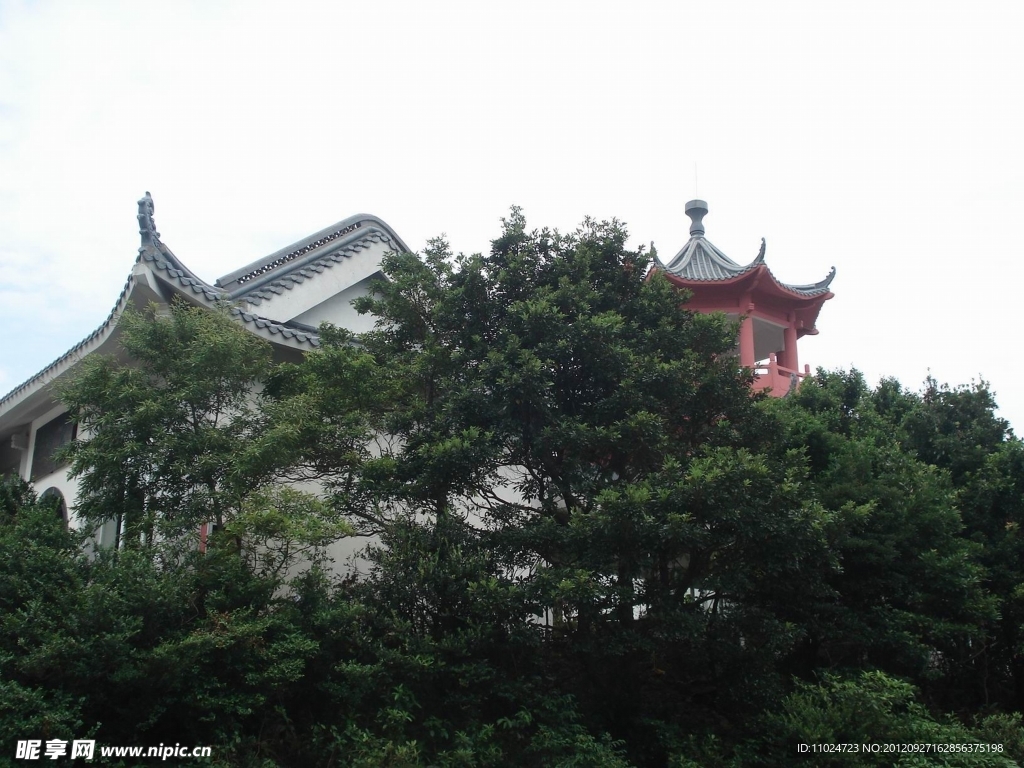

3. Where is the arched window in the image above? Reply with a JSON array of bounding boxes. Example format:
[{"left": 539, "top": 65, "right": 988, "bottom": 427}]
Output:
[{"left": 39, "top": 487, "right": 67, "bottom": 524}]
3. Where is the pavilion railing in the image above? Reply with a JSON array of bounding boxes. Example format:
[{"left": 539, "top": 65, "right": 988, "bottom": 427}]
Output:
[{"left": 753, "top": 353, "right": 811, "bottom": 395}]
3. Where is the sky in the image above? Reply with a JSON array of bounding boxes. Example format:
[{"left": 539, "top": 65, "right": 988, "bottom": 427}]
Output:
[{"left": 1, "top": 1, "right": 1022, "bottom": 429}]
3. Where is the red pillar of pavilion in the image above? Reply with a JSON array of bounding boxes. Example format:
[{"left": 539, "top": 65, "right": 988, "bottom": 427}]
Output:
[{"left": 653, "top": 200, "right": 835, "bottom": 396}]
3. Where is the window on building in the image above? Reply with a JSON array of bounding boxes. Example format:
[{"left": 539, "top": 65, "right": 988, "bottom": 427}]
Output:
[{"left": 31, "top": 413, "right": 77, "bottom": 481}]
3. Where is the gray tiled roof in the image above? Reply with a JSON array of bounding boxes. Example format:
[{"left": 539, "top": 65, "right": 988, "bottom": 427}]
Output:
[
  {"left": 215, "top": 214, "right": 410, "bottom": 304},
  {"left": 656, "top": 235, "right": 835, "bottom": 298},
  {"left": 142, "top": 238, "right": 324, "bottom": 346},
  {"left": 659, "top": 236, "right": 764, "bottom": 281},
  {"left": 140, "top": 241, "right": 223, "bottom": 303},
  {"left": 0, "top": 203, "right": 359, "bottom": 415},
  {"left": 0, "top": 272, "right": 137, "bottom": 413},
  {"left": 228, "top": 308, "right": 321, "bottom": 347},
  {"left": 231, "top": 230, "right": 393, "bottom": 307}
]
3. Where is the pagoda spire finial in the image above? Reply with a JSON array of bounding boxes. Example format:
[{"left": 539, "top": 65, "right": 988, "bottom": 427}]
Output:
[{"left": 685, "top": 199, "right": 708, "bottom": 237}]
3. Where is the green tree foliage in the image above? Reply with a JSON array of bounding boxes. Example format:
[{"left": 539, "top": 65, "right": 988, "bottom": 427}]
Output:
[
  {"left": 311, "top": 210, "right": 836, "bottom": 764},
  {"left": 259, "top": 325, "right": 394, "bottom": 536},
  {"left": 761, "top": 672, "right": 1017, "bottom": 767},
  {"left": 0, "top": 479, "right": 92, "bottom": 746},
  {"left": 58, "top": 299, "right": 346, "bottom": 565},
  {"left": 767, "top": 371, "right": 997, "bottom": 692},
  {"left": 0, "top": 475, "right": 328, "bottom": 765},
  {"left": 1, "top": 474, "right": 629, "bottom": 766},
  {"left": 10, "top": 211, "right": 1024, "bottom": 765},
  {"left": 59, "top": 299, "right": 273, "bottom": 545},
  {"left": 901, "top": 379, "right": 1024, "bottom": 711},
  {"left": 768, "top": 370, "right": 1024, "bottom": 724}
]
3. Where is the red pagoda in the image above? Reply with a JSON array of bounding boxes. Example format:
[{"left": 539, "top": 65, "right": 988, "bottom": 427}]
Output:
[{"left": 654, "top": 200, "right": 835, "bottom": 396}]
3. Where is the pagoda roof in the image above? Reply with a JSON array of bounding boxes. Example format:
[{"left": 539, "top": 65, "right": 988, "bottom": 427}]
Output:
[
  {"left": 653, "top": 199, "right": 835, "bottom": 300},
  {"left": 656, "top": 235, "right": 835, "bottom": 299}
]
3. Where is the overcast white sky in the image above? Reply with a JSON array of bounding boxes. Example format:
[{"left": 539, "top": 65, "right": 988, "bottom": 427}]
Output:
[{"left": 1, "top": 1, "right": 1022, "bottom": 429}]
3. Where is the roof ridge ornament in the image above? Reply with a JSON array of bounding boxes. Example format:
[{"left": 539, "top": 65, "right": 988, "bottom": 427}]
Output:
[
  {"left": 754, "top": 237, "right": 766, "bottom": 264},
  {"left": 685, "top": 199, "right": 708, "bottom": 237},
  {"left": 137, "top": 191, "right": 160, "bottom": 246}
]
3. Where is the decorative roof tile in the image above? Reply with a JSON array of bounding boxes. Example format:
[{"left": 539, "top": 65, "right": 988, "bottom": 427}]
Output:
[{"left": 214, "top": 215, "right": 410, "bottom": 303}]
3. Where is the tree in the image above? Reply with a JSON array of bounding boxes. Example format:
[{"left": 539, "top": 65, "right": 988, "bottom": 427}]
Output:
[
  {"left": 759, "top": 672, "right": 1018, "bottom": 767},
  {"left": 900, "top": 378, "right": 1024, "bottom": 711},
  {"left": 0, "top": 474, "right": 335, "bottom": 765},
  {"left": 58, "top": 298, "right": 349, "bottom": 564},
  {"left": 283, "top": 209, "right": 836, "bottom": 765},
  {"left": 258, "top": 324, "right": 396, "bottom": 537},
  {"left": 31, "top": 211, "right": 1024, "bottom": 765},
  {"left": 767, "top": 371, "right": 999, "bottom": 705},
  {"left": 59, "top": 299, "right": 272, "bottom": 548}
]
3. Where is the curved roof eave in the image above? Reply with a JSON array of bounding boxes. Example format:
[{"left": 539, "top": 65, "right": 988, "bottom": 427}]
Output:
[
  {"left": 777, "top": 265, "right": 837, "bottom": 295},
  {"left": 759, "top": 264, "right": 836, "bottom": 299},
  {"left": 656, "top": 258, "right": 835, "bottom": 300},
  {"left": 140, "top": 238, "right": 325, "bottom": 347},
  {"left": 3, "top": 198, "right": 413, "bottom": 423},
  {"left": 0, "top": 269, "right": 138, "bottom": 420},
  {"left": 0, "top": 235, "right": 326, "bottom": 425}
]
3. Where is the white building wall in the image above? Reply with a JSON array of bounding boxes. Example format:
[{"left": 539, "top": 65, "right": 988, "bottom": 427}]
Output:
[
  {"left": 19, "top": 403, "right": 84, "bottom": 535},
  {"left": 293, "top": 277, "right": 377, "bottom": 334}
]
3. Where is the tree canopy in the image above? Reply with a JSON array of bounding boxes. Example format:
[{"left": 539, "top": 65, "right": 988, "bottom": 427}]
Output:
[{"left": 6, "top": 211, "right": 1024, "bottom": 766}]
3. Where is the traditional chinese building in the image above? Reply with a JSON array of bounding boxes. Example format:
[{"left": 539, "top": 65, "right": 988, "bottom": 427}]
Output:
[
  {"left": 653, "top": 200, "right": 835, "bottom": 395},
  {"left": 0, "top": 194, "right": 837, "bottom": 539},
  {"left": 0, "top": 193, "right": 409, "bottom": 543}
]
